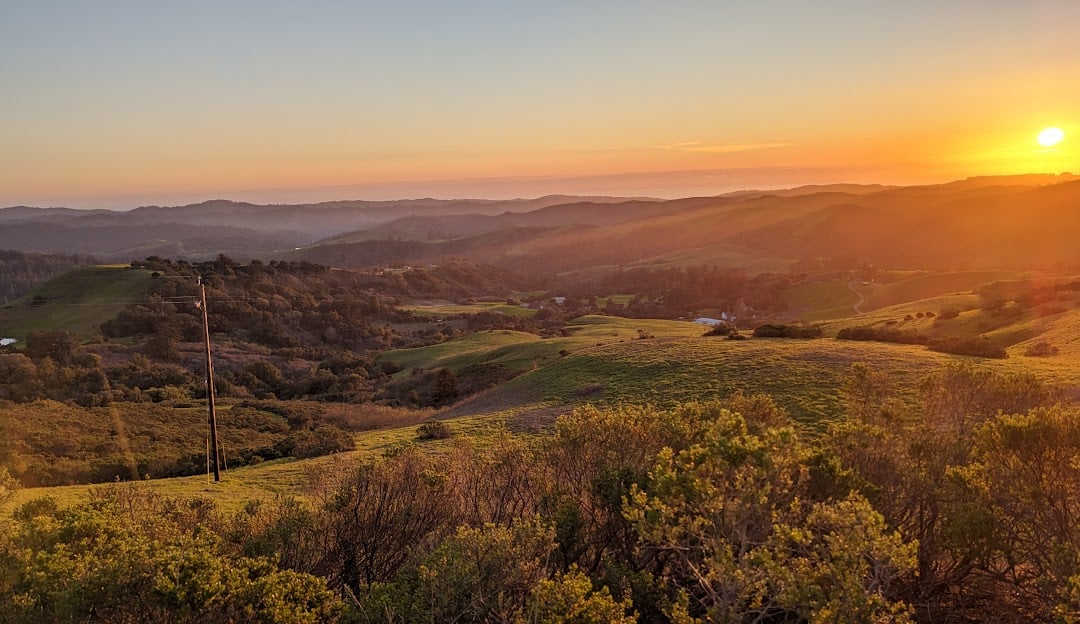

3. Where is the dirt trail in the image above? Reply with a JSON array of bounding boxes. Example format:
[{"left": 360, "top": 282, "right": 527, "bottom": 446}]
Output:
[{"left": 847, "top": 281, "right": 866, "bottom": 314}]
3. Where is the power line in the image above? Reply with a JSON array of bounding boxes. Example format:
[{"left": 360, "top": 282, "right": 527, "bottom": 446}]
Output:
[{"left": 3, "top": 294, "right": 394, "bottom": 307}]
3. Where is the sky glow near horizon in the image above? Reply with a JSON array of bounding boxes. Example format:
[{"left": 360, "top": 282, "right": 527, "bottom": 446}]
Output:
[{"left": 2, "top": 0, "right": 1079, "bottom": 208}]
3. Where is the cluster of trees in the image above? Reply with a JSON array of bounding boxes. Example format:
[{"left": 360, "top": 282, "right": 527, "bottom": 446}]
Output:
[
  {"left": 925, "top": 336, "right": 1008, "bottom": 359},
  {"left": 0, "top": 330, "right": 110, "bottom": 406},
  {"left": 0, "top": 249, "right": 93, "bottom": 304},
  {"left": 94, "top": 257, "right": 554, "bottom": 405},
  {"left": 838, "top": 325, "right": 1009, "bottom": 358},
  {"left": 752, "top": 323, "right": 823, "bottom": 338},
  {"left": 837, "top": 325, "right": 928, "bottom": 345},
  {"left": 559, "top": 266, "right": 791, "bottom": 319},
  {"left": 358, "top": 261, "right": 528, "bottom": 300},
  {"left": 5, "top": 363, "right": 1074, "bottom": 622},
  {"left": 116, "top": 256, "right": 410, "bottom": 353},
  {"left": 0, "top": 328, "right": 387, "bottom": 408}
]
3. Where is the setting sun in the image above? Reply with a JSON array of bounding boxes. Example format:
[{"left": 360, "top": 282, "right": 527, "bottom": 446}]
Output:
[{"left": 1037, "top": 127, "right": 1065, "bottom": 147}]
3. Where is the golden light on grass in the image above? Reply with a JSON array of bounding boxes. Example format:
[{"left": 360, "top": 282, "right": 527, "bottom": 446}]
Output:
[{"left": 1037, "top": 127, "right": 1065, "bottom": 147}]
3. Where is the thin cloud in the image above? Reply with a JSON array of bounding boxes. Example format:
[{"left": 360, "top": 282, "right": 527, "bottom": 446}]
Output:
[{"left": 652, "top": 141, "right": 793, "bottom": 153}]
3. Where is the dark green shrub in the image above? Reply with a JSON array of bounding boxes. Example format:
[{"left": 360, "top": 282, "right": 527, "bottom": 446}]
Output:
[
  {"left": 275, "top": 424, "right": 354, "bottom": 458},
  {"left": 754, "top": 324, "right": 823, "bottom": 339},
  {"left": 418, "top": 418, "right": 452, "bottom": 440},
  {"left": 753, "top": 324, "right": 786, "bottom": 338},
  {"left": 1024, "top": 341, "right": 1060, "bottom": 357},
  {"left": 837, "top": 326, "right": 928, "bottom": 345},
  {"left": 926, "top": 336, "right": 1007, "bottom": 359}
]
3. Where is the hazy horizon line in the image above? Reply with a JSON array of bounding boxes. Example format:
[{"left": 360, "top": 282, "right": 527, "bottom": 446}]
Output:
[{"left": 4, "top": 166, "right": 1074, "bottom": 212}]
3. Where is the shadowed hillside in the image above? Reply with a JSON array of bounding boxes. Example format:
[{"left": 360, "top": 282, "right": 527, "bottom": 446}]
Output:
[{"left": 0, "top": 195, "right": 656, "bottom": 259}]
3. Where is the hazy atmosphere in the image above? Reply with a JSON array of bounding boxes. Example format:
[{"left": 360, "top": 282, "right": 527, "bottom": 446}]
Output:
[
  {"left": 3, "top": 0, "right": 1078, "bottom": 208},
  {"left": 3, "top": 3, "right": 1080, "bottom": 623}
]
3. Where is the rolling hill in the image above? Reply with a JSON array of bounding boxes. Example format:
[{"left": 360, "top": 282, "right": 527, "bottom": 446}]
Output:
[
  {"left": 7, "top": 176, "right": 1078, "bottom": 274},
  {"left": 0, "top": 265, "right": 155, "bottom": 340},
  {"left": 284, "top": 175, "right": 1080, "bottom": 276},
  {"left": 383, "top": 313, "right": 1080, "bottom": 426},
  {"left": 0, "top": 195, "right": 656, "bottom": 259}
]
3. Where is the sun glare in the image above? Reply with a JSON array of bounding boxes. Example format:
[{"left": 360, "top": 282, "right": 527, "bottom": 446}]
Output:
[{"left": 1037, "top": 127, "right": 1065, "bottom": 147}]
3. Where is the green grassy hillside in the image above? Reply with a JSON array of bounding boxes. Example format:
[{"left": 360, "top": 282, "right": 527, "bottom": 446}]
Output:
[
  {"left": 390, "top": 315, "right": 1080, "bottom": 428},
  {"left": 7, "top": 312, "right": 1079, "bottom": 517},
  {"left": 382, "top": 329, "right": 547, "bottom": 373},
  {"left": 0, "top": 265, "right": 154, "bottom": 341},
  {"left": 448, "top": 336, "right": 1034, "bottom": 428},
  {"left": 380, "top": 316, "right": 705, "bottom": 376},
  {"left": 405, "top": 300, "right": 538, "bottom": 318}
]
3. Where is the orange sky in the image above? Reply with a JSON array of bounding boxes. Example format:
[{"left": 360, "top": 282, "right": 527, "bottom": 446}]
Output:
[{"left": 2, "top": 2, "right": 1078, "bottom": 208}]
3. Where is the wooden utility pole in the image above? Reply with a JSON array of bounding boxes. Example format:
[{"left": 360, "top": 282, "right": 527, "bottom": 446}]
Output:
[{"left": 199, "top": 276, "right": 222, "bottom": 482}]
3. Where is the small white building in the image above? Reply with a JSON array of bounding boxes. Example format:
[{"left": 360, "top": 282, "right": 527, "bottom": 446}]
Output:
[
  {"left": 693, "top": 317, "right": 723, "bottom": 326},
  {"left": 0, "top": 338, "right": 16, "bottom": 347}
]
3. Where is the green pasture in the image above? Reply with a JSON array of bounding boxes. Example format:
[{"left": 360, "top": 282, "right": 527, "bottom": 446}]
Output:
[
  {"left": 405, "top": 300, "right": 538, "bottom": 318},
  {"left": 0, "top": 265, "right": 154, "bottom": 341}
]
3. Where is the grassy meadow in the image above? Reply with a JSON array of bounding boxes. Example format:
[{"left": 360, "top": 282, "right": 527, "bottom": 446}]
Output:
[
  {"left": 380, "top": 315, "right": 705, "bottom": 376},
  {"left": 0, "top": 264, "right": 154, "bottom": 340},
  {"left": 405, "top": 300, "right": 539, "bottom": 318},
  {"left": 385, "top": 308, "right": 1079, "bottom": 430}
]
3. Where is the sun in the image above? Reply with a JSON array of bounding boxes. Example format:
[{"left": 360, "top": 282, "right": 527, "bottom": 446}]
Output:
[{"left": 1037, "top": 127, "right": 1065, "bottom": 147}]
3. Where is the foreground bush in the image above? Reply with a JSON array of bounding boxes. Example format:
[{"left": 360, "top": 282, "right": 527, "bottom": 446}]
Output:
[
  {"left": 830, "top": 363, "right": 1071, "bottom": 621},
  {"left": 626, "top": 408, "right": 916, "bottom": 623},
  {"left": 0, "top": 487, "right": 343, "bottom": 624}
]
